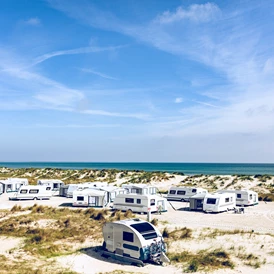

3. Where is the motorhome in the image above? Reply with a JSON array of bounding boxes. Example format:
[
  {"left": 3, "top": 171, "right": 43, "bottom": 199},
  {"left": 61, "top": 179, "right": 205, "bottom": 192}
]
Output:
[
  {"left": 203, "top": 193, "right": 236, "bottom": 213},
  {"left": 217, "top": 189, "right": 258, "bottom": 206},
  {"left": 9, "top": 185, "right": 52, "bottom": 200},
  {"left": 122, "top": 184, "right": 157, "bottom": 195},
  {"left": 113, "top": 194, "right": 167, "bottom": 214},
  {"left": 167, "top": 186, "right": 208, "bottom": 202},
  {"left": 37, "top": 179, "right": 64, "bottom": 195},
  {"left": 72, "top": 188, "right": 108, "bottom": 207},
  {"left": 0, "top": 178, "right": 29, "bottom": 193},
  {"left": 102, "top": 218, "right": 170, "bottom": 266}
]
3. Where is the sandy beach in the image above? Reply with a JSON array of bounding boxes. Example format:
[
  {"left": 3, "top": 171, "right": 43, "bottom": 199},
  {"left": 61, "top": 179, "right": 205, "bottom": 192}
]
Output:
[{"left": 1, "top": 171, "right": 274, "bottom": 273}]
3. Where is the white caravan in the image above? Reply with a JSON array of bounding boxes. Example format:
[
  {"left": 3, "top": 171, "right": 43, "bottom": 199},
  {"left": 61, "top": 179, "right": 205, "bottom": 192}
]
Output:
[
  {"left": 203, "top": 193, "right": 236, "bottom": 213},
  {"left": 102, "top": 218, "right": 170, "bottom": 266},
  {"left": 9, "top": 185, "right": 52, "bottom": 200},
  {"left": 0, "top": 178, "right": 29, "bottom": 193},
  {"left": 122, "top": 184, "right": 157, "bottom": 195},
  {"left": 167, "top": 186, "right": 208, "bottom": 202},
  {"left": 73, "top": 188, "right": 107, "bottom": 207},
  {"left": 37, "top": 179, "right": 64, "bottom": 195},
  {"left": 217, "top": 189, "right": 258, "bottom": 206},
  {"left": 66, "top": 184, "right": 79, "bottom": 198},
  {"left": 113, "top": 194, "right": 167, "bottom": 214}
]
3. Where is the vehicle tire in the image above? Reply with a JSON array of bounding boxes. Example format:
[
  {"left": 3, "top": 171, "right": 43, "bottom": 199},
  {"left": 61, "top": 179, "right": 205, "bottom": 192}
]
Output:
[{"left": 33, "top": 197, "right": 37, "bottom": 200}]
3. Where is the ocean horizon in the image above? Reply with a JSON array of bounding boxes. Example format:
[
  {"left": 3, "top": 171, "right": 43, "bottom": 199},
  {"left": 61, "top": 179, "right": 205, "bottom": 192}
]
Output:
[{"left": 0, "top": 162, "right": 274, "bottom": 175}]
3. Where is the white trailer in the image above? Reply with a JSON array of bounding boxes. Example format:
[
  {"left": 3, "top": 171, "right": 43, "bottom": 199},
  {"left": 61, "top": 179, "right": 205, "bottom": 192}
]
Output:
[
  {"left": 113, "top": 194, "right": 167, "bottom": 214},
  {"left": 122, "top": 184, "right": 157, "bottom": 195},
  {"left": 72, "top": 188, "right": 107, "bottom": 207},
  {"left": 0, "top": 178, "right": 29, "bottom": 193},
  {"left": 102, "top": 218, "right": 170, "bottom": 266},
  {"left": 66, "top": 184, "right": 79, "bottom": 198},
  {"left": 9, "top": 185, "right": 52, "bottom": 200},
  {"left": 217, "top": 189, "right": 258, "bottom": 206},
  {"left": 203, "top": 193, "right": 236, "bottom": 213},
  {"left": 167, "top": 186, "right": 208, "bottom": 202},
  {"left": 37, "top": 179, "right": 64, "bottom": 195}
]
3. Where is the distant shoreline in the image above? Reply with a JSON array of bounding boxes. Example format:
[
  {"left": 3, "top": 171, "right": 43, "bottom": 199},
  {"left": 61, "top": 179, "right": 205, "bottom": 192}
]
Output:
[{"left": 1, "top": 162, "right": 274, "bottom": 175}]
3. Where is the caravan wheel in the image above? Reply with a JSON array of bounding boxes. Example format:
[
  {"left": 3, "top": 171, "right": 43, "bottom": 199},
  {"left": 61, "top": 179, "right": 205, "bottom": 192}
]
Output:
[{"left": 33, "top": 197, "right": 37, "bottom": 200}]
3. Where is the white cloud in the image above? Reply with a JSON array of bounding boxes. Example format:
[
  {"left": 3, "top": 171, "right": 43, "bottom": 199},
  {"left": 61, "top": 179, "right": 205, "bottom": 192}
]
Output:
[
  {"left": 155, "top": 3, "right": 221, "bottom": 24},
  {"left": 32, "top": 45, "right": 126, "bottom": 66},
  {"left": 175, "top": 97, "right": 183, "bottom": 103},
  {"left": 24, "top": 17, "right": 41, "bottom": 26},
  {"left": 80, "top": 68, "right": 117, "bottom": 80}
]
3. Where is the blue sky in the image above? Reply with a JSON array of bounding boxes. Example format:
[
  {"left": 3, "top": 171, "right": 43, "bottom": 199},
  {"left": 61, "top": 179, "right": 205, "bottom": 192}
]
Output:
[{"left": 0, "top": 0, "right": 274, "bottom": 162}]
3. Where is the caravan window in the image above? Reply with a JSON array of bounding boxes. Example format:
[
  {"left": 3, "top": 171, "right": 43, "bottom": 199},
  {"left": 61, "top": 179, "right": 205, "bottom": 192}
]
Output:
[
  {"left": 131, "top": 222, "right": 157, "bottom": 240},
  {"left": 123, "top": 231, "right": 134, "bottom": 242},
  {"left": 192, "top": 189, "right": 197, "bottom": 193},
  {"left": 46, "top": 187, "right": 51, "bottom": 191},
  {"left": 125, "top": 198, "right": 134, "bottom": 203},
  {"left": 53, "top": 183, "right": 59, "bottom": 189},
  {"left": 137, "top": 199, "right": 141, "bottom": 204},
  {"left": 20, "top": 189, "right": 28, "bottom": 194},
  {"left": 225, "top": 198, "right": 229, "bottom": 203},
  {"left": 177, "top": 190, "right": 186, "bottom": 195},
  {"left": 206, "top": 198, "right": 216, "bottom": 204},
  {"left": 237, "top": 194, "right": 241, "bottom": 198},
  {"left": 77, "top": 196, "right": 84, "bottom": 201},
  {"left": 249, "top": 194, "right": 253, "bottom": 199},
  {"left": 29, "top": 189, "right": 39, "bottom": 194},
  {"left": 150, "top": 199, "right": 155, "bottom": 206},
  {"left": 169, "top": 190, "right": 176, "bottom": 194}
]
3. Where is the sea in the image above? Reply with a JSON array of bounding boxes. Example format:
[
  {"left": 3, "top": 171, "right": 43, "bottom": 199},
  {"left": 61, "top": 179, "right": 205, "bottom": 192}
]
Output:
[{"left": 0, "top": 162, "right": 274, "bottom": 175}]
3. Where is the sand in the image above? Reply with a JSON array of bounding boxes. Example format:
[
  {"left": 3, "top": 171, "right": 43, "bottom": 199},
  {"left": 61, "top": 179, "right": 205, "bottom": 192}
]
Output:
[{"left": 1, "top": 174, "right": 274, "bottom": 273}]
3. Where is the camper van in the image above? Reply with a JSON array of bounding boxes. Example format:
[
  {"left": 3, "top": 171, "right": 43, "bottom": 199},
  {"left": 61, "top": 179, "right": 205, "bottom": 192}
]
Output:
[
  {"left": 9, "top": 185, "right": 52, "bottom": 200},
  {"left": 72, "top": 188, "right": 108, "bottom": 207},
  {"left": 203, "top": 193, "right": 236, "bottom": 213},
  {"left": 113, "top": 194, "right": 167, "bottom": 214},
  {"left": 0, "top": 178, "right": 29, "bottom": 193},
  {"left": 167, "top": 187, "right": 208, "bottom": 202},
  {"left": 217, "top": 189, "right": 258, "bottom": 206},
  {"left": 37, "top": 179, "right": 64, "bottom": 195},
  {"left": 122, "top": 184, "right": 157, "bottom": 195},
  {"left": 102, "top": 219, "right": 170, "bottom": 265}
]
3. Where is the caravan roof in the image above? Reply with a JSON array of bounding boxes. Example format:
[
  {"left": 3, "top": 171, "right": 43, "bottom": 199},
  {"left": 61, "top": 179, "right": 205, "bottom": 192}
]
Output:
[{"left": 73, "top": 188, "right": 106, "bottom": 197}]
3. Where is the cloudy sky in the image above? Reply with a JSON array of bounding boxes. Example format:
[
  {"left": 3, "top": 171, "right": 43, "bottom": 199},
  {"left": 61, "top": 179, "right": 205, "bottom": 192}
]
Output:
[{"left": 0, "top": 0, "right": 274, "bottom": 162}]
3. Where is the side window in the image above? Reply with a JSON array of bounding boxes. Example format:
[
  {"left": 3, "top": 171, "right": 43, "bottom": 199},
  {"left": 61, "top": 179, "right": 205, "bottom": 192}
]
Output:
[
  {"left": 77, "top": 196, "right": 84, "bottom": 201},
  {"left": 53, "top": 183, "right": 59, "bottom": 189},
  {"left": 137, "top": 199, "right": 141, "bottom": 204},
  {"left": 249, "top": 194, "right": 252, "bottom": 199},
  {"left": 177, "top": 191, "right": 186, "bottom": 195},
  {"left": 206, "top": 198, "right": 216, "bottom": 204},
  {"left": 150, "top": 199, "right": 155, "bottom": 206},
  {"left": 46, "top": 187, "right": 51, "bottom": 191},
  {"left": 225, "top": 198, "right": 229, "bottom": 203},
  {"left": 29, "top": 189, "right": 39, "bottom": 194},
  {"left": 192, "top": 189, "right": 197, "bottom": 193},
  {"left": 20, "top": 189, "right": 28, "bottom": 194},
  {"left": 125, "top": 198, "right": 134, "bottom": 203},
  {"left": 237, "top": 194, "right": 241, "bottom": 198},
  {"left": 123, "top": 231, "right": 134, "bottom": 242},
  {"left": 169, "top": 190, "right": 176, "bottom": 194}
]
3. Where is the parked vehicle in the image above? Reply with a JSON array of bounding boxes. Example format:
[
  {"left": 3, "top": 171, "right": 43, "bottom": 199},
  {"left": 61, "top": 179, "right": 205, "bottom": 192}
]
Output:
[
  {"left": 72, "top": 188, "right": 107, "bottom": 207},
  {"left": 217, "top": 189, "right": 258, "bottom": 206},
  {"left": 102, "top": 218, "right": 170, "bottom": 266},
  {"left": 167, "top": 187, "right": 208, "bottom": 201},
  {"left": 113, "top": 193, "right": 167, "bottom": 214},
  {"left": 0, "top": 178, "right": 29, "bottom": 193},
  {"left": 203, "top": 193, "right": 236, "bottom": 213},
  {"left": 9, "top": 185, "right": 52, "bottom": 200},
  {"left": 122, "top": 184, "right": 157, "bottom": 195},
  {"left": 37, "top": 179, "right": 64, "bottom": 195}
]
